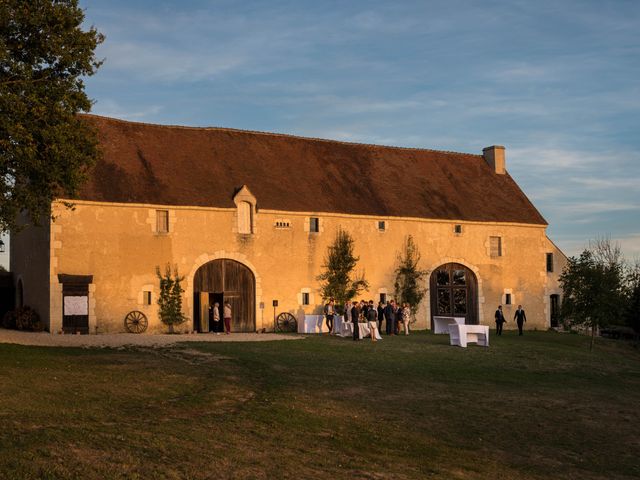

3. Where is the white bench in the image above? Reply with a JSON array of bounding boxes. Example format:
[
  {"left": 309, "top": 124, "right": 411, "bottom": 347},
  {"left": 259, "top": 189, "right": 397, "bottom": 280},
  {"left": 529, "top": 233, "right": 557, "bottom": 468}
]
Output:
[
  {"left": 433, "top": 316, "right": 465, "bottom": 334},
  {"left": 448, "top": 324, "right": 489, "bottom": 347}
]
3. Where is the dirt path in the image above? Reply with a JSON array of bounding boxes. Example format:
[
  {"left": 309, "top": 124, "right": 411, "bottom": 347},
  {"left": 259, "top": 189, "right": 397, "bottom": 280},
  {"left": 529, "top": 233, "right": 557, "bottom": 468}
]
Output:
[{"left": 0, "top": 329, "right": 303, "bottom": 348}]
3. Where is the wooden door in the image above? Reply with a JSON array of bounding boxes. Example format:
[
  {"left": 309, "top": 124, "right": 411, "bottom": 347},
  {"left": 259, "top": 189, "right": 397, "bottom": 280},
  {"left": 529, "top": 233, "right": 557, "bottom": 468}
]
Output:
[
  {"left": 199, "top": 292, "right": 210, "bottom": 332},
  {"left": 430, "top": 263, "right": 478, "bottom": 327},
  {"left": 193, "top": 259, "right": 255, "bottom": 332},
  {"left": 62, "top": 283, "right": 89, "bottom": 334}
]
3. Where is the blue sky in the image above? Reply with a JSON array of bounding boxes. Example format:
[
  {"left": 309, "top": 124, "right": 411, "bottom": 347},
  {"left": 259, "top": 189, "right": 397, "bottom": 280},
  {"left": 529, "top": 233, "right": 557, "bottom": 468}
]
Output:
[{"left": 81, "top": 0, "right": 640, "bottom": 259}]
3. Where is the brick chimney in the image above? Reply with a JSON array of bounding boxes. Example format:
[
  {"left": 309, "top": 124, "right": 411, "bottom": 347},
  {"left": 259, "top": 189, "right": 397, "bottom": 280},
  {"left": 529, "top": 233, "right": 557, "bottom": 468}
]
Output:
[{"left": 483, "top": 145, "right": 506, "bottom": 174}]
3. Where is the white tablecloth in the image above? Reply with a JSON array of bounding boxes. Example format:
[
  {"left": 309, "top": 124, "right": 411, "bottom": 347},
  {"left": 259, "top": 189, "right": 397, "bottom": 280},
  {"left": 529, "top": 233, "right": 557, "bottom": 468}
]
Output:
[
  {"left": 332, "top": 315, "right": 345, "bottom": 335},
  {"left": 339, "top": 321, "right": 353, "bottom": 337},
  {"left": 358, "top": 322, "right": 383, "bottom": 340},
  {"left": 301, "top": 315, "right": 344, "bottom": 334},
  {"left": 433, "top": 316, "right": 465, "bottom": 334},
  {"left": 448, "top": 324, "right": 489, "bottom": 347},
  {"left": 301, "top": 315, "right": 326, "bottom": 333}
]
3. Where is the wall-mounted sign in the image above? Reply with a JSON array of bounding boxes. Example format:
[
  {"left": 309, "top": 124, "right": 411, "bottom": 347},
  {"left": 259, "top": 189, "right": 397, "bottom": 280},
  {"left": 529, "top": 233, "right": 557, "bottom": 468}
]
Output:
[{"left": 64, "top": 296, "right": 88, "bottom": 316}]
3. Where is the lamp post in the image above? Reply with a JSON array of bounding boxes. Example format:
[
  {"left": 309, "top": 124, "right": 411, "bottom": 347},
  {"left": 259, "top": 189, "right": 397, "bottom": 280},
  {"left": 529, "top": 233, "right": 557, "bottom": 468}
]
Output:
[{"left": 272, "top": 300, "right": 278, "bottom": 332}]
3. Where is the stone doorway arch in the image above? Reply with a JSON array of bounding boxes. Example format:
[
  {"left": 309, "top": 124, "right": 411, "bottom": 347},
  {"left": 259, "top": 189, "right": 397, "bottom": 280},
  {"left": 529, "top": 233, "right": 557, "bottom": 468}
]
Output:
[
  {"left": 193, "top": 259, "right": 256, "bottom": 333},
  {"left": 429, "top": 263, "right": 479, "bottom": 327}
]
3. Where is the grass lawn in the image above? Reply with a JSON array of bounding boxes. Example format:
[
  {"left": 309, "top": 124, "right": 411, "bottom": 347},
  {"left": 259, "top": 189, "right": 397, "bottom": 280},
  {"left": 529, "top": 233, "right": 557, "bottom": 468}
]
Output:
[{"left": 1, "top": 331, "right": 639, "bottom": 480}]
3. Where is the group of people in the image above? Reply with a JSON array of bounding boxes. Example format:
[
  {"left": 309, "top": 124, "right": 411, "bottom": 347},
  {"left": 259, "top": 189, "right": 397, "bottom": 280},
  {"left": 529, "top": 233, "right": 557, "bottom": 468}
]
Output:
[
  {"left": 494, "top": 304, "right": 527, "bottom": 335},
  {"left": 324, "top": 298, "right": 412, "bottom": 342},
  {"left": 204, "top": 301, "right": 233, "bottom": 334}
]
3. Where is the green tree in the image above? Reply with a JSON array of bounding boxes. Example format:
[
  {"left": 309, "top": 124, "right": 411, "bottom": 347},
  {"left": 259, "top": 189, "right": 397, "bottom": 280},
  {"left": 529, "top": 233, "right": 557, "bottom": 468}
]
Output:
[
  {"left": 394, "top": 235, "right": 428, "bottom": 320},
  {"left": 156, "top": 264, "right": 187, "bottom": 333},
  {"left": 0, "top": 0, "right": 104, "bottom": 232},
  {"left": 559, "top": 238, "right": 626, "bottom": 349},
  {"left": 624, "top": 261, "right": 640, "bottom": 336},
  {"left": 317, "top": 229, "right": 368, "bottom": 309}
]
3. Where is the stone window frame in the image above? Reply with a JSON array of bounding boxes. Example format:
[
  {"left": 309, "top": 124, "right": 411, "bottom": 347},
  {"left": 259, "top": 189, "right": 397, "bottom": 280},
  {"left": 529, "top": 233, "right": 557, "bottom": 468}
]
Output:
[
  {"left": 305, "top": 216, "right": 323, "bottom": 234},
  {"left": 546, "top": 252, "right": 554, "bottom": 273},
  {"left": 488, "top": 235, "right": 504, "bottom": 258},
  {"left": 148, "top": 209, "right": 176, "bottom": 235},
  {"left": 156, "top": 210, "right": 169, "bottom": 234},
  {"left": 297, "top": 287, "right": 314, "bottom": 306},
  {"left": 502, "top": 288, "right": 514, "bottom": 306},
  {"left": 232, "top": 185, "right": 257, "bottom": 235}
]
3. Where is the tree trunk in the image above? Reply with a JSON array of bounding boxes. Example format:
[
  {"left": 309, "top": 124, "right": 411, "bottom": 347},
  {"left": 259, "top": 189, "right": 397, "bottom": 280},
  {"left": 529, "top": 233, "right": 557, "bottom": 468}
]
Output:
[
  {"left": 168, "top": 323, "right": 174, "bottom": 334},
  {"left": 590, "top": 324, "right": 596, "bottom": 351}
]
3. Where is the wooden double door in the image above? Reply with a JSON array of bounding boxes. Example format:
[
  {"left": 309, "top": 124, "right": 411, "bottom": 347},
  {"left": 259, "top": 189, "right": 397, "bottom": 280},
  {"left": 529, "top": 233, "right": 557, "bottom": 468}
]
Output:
[
  {"left": 429, "top": 263, "right": 478, "bottom": 327},
  {"left": 193, "top": 259, "right": 255, "bottom": 333}
]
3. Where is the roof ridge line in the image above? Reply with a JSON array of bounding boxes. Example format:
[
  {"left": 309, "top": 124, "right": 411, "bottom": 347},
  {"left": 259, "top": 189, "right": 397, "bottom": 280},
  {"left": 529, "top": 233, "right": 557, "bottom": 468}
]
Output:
[{"left": 81, "top": 113, "right": 482, "bottom": 157}]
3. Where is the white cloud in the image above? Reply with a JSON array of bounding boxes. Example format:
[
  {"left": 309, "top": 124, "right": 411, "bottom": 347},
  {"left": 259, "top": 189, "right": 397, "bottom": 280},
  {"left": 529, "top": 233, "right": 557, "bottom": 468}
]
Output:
[{"left": 92, "top": 99, "right": 163, "bottom": 120}]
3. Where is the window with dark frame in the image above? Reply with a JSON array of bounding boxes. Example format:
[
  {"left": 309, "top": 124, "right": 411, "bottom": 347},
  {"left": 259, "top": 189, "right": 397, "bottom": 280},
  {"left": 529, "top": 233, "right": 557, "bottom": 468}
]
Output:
[
  {"left": 490, "top": 236, "right": 502, "bottom": 257},
  {"left": 505, "top": 293, "right": 512, "bottom": 305},
  {"left": 546, "top": 253, "right": 554, "bottom": 272},
  {"left": 378, "top": 221, "right": 386, "bottom": 231},
  {"left": 310, "top": 217, "right": 320, "bottom": 233},
  {"left": 380, "top": 293, "right": 387, "bottom": 304},
  {"left": 156, "top": 210, "right": 169, "bottom": 233},
  {"left": 454, "top": 224, "right": 462, "bottom": 234},
  {"left": 143, "top": 291, "right": 152, "bottom": 305},
  {"left": 302, "top": 292, "right": 310, "bottom": 305}
]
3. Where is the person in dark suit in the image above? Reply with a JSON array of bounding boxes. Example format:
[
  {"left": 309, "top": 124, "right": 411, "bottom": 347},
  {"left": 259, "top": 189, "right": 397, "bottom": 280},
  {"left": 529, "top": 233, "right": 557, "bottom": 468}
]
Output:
[
  {"left": 377, "top": 301, "right": 385, "bottom": 332},
  {"left": 351, "top": 301, "right": 360, "bottom": 341},
  {"left": 384, "top": 300, "right": 396, "bottom": 335},
  {"left": 495, "top": 305, "right": 506, "bottom": 336},
  {"left": 514, "top": 305, "right": 527, "bottom": 335}
]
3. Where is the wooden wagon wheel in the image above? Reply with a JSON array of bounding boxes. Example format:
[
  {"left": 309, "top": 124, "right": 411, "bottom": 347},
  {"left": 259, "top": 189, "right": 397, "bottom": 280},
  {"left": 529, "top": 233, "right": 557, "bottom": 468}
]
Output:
[
  {"left": 276, "top": 312, "right": 297, "bottom": 333},
  {"left": 124, "top": 310, "right": 148, "bottom": 334}
]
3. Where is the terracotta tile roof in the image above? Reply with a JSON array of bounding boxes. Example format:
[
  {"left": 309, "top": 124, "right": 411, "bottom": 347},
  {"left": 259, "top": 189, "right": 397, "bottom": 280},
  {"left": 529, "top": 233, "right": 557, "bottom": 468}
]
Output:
[{"left": 77, "top": 115, "right": 547, "bottom": 225}]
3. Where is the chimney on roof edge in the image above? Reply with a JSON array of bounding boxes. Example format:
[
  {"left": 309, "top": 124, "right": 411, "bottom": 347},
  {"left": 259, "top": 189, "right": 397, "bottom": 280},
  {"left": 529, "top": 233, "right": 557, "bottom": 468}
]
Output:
[{"left": 483, "top": 145, "right": 506, "bottom": 174}]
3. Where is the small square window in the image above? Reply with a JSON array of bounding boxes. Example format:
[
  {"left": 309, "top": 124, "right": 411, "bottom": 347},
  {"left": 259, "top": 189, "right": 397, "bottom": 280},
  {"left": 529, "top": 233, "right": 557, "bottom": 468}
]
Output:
[
  {"left": 505, "top": 293, "right": 512, "bottom": 305},
  {"left": 454, "top": 224, "right": 462, "bottom": 234},
  {"left": 310, "top": 217, "right": 320, "bottom": 233},
  {"left": 378, "top": 221, "right": 386, "bottom": 231},
  {"left": 546, "top": 253, "right": 554, "bottom": 273},
  {"left": 143, "top": 291, "right": 152, "bottom": 305},
  {"left": 302, "top": 292, "right": 310, "bottom": 305},
  {"left": 156, "top": 210, "right": 169, "bottom": 233},
  {"left": 490, "top": 236, "right": 502, "bottom": 257}
]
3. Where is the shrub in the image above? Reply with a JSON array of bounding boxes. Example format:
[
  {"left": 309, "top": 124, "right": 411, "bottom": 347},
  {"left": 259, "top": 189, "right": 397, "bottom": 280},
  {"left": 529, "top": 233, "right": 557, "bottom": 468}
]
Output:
[{"left": 2, "top": 306, "right": 44, "bottom": 331}]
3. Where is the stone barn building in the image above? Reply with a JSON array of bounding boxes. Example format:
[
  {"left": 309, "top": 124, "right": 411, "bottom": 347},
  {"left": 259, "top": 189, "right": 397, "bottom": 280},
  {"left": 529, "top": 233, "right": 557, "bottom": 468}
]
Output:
[{"left": 10, "top": 115, "right": 566, "bottom": 334}]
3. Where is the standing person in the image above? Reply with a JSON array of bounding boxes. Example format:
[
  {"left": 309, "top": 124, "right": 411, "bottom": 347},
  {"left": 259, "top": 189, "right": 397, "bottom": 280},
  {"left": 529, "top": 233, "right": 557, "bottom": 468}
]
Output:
[
  {"left": 495, "top": 305, "right": 506, "bottom": 336},
  {"left": 344, "top": 300, "right": 352, "bottom": 323},
  {"left": 384, "top": 300, "right": 396, "bottom": 335},
  {"left": 223, "top": 301, "right": 232, "bottom": 334},
  {"left": 377, "top": 301, "right": 385, "bottom": 332},
  {"left": 324, "top": 298, "right": 335, "bottom": 334},
  {"left": 514, "top": 305, "right": 527, "bottom": 336},
  {"left": 366, "top": 300, "right": 378, "bottom": 342},
  {"left": 212, "top": 302, "right": 221, "bottom": 335},
  {"left": 401, "top": 302, "right": 411, "bottom": 335},
  {"left": 394, "top": 302, "right": 402, "bottom": 335},
  {"left": 351, "top": 301, "right": 360, "bottom": 341}
]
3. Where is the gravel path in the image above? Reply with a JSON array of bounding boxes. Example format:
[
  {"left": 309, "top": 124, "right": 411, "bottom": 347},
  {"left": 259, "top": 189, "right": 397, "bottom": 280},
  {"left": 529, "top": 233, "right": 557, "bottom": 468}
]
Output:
[{"left": 0, "top": 329, "right": 303, "bottom": 348}]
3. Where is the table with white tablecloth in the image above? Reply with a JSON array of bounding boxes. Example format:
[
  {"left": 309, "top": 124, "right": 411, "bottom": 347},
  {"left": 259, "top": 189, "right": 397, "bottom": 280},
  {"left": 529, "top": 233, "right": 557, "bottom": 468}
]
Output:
[
  {"left": 301, "top": 314, "right": 344, "bottom": 334},
  {"left": 448, "top": 324, "right": 489, "bottom": 347},
  {"left": 301, "top": 314, "right": 326, "bottom": 333},
  {"left": 337, "top": 321, "right": 382, "bottom": 340}
]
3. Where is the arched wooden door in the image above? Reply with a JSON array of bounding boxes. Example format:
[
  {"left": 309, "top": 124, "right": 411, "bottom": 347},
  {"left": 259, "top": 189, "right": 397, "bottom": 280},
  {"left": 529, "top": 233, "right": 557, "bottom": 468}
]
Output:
[
  {"left": 430, "top": 263, "right": 478, "bottom": 326},
  {"left": 193, "top": 259, "right": 255, "bottom": 333}
]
